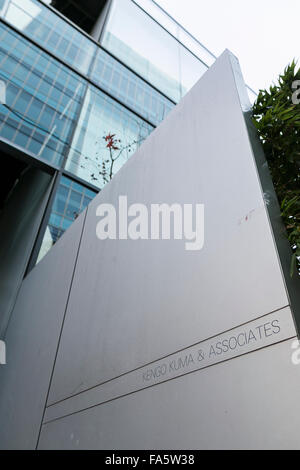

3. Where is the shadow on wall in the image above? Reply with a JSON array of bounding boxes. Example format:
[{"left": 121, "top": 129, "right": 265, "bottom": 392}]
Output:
[{"left": 0, "top": 158, "right": 53, "bottom": 337}]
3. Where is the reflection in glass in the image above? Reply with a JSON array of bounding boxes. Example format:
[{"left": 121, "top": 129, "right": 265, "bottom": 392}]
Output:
[
  {"left": 102, "top": 0, "right": 181, "bottom": 102},
  {"left": 133, "top": 0, "right": 179, "bottom": 36},
  {"left": 37, "top": 176, "right": 96, "bottom": 263},
  {"left": 179, "top": 44, "right": 208, "bottom": 96},
  {"left": 1, "top": 0, "right": 96, "bottom": 74},
  {"left": 102, "top": 0, "right": 210, "bottom": 102},
  {"left": 91, "top": 48, "right": 174, "bottom": 126},
  {"left": 133, "top": 0, "right": 216, "bottom": 67},
  {"left": 65, "top": 85, "right": 153, "bottom": 188},
  {"left": 0, "top": 23, "right": 85, "bottom": 166},
  {"left": 178, "top": 29, "right": 215, "bottom": 67}
]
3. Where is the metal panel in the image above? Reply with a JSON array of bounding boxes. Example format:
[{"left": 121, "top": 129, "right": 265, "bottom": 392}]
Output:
[
  {"left": 39, "top": 338, "right": 300, "bottom": 450},
  {"left": 3, "top": 49, "right": 299, "bottom": 450},
  {"left": 45, "top": 50, "right": 293, "bottom": 414},
  {"left": 0, "top": 209, "right": 86, "bottom": 449},
  {"left": 44, "top": 307, "right": 295, "bottom": 423}
]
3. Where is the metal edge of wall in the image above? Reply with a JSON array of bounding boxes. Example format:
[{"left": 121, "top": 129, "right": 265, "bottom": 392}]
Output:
[
  {"left": 227, "top": 50, "right": 300, "bottom": 336},
  {"left": 35, "top": 204, "right": 90, "bottom": 449},
  {"left": 92, "top": 0, "right": 113, "bottom": 43}
]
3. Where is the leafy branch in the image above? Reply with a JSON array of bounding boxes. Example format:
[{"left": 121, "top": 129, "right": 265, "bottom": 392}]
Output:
[{"left": 252, "top": 61, "right": 300, "bottom": 276}]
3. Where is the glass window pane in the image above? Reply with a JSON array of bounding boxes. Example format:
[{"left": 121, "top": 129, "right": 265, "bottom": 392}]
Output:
[
  {"left": 0, "top": 23, "right": 86, "bottom": 167},
  {"left": 102, "top": 0, "right": 181, "bottom": 102},
  {"left": 92, "top": 36, "right": 174, "bottom": 126},
  {"left": 178, "top": 29, "right": 216, "bottom": 67},
  {"left": 179, "top": 44, "right": 208, "bottom": 98},
  {"left": 37, "top": 176, "right": 97, "bottom": 264},
  {"left": 66, "top": 190, "right": 82, "bottom": 218},
  {"left": 2, "top": 0, "right": 96, "bottom": 75},
  {"left": 133, "top": 0, "right": 179, "bottom": 37},
  {"left": 65, "top": 85, "right": 154, "bottom": 188},
  {"left": 53, "top": 184, "right": 69, "bottom": 213}
]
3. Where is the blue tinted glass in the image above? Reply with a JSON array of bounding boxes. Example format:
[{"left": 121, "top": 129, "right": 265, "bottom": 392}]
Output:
[
  {"left": 83, "top": 196, "right": 92, "bottom": 207},
  {"left": 49, "top": 213, "right": 62, "bottom": 228},
  {"left": 71, "top": 180, "right": 87, "bottom": 193},
  {"left": 2, "top": 0, "right": 96, "bottom": 75},
  {"left": 1, "top": 122, "right": 16, "bottom": 141},
  {"left": 14, "top": 124, "right": 30, "bottom": 148},
  {"left": 61, "top": 218, "right": 72, "bottom": 231},
  {"left": 66, "top": 84, "right": 154, "bottom": 188},
  {"left": 53, "top": 185, "right": 69, "bottom": 213},
  {"left": 37, "top": 176, "right": 97, "bottom": 263},
  {"left": 61, "top": 176, "right": 72, "bottom": 187},
  {"left": 66, "top": 190, "right": 82, "bottom": 218},
  {"left": 84, "top": 187, "right": 96, "bottom": 199},
  {"left": 0, "top": 23, "right": 86, "bottom": 167},
  {"left": 91, "top": 48, "right": 174, "bottom": 126}
]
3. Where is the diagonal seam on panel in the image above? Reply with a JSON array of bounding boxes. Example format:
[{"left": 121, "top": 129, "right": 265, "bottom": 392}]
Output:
[
  {"left": 45, "top": 305, "right": 290, "bottom": 410},
  {"left": 35, "top": 205, "right": 90, "bottom": 449},
  {"left": 42, "top": 335, "right": 296, "bottom": 426}
]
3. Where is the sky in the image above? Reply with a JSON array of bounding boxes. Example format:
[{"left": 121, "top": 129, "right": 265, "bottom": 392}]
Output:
[{"left": 156, "top": 0, "right": 300, "bottom": 93}]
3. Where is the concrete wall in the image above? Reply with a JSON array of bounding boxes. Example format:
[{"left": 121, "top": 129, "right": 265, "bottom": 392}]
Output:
[{"left": 0, "top": 50, "right": 299, "bottom": 449}]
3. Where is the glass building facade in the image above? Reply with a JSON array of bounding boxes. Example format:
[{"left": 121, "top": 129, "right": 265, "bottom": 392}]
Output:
[
  {"left": 0, "top": 0, "right": 256, "bottom": 267},
  {"left": 0, "top": 22, "right": 85, "bottom": 167},
  {"left": 101, "top": 0, "right": 209, "bottom": 102}
]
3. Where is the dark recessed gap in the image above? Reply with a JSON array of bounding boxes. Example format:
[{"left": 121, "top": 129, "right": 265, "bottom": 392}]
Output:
[{"left": 49, "top": 0, "right": 108, "bottom": 35}]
